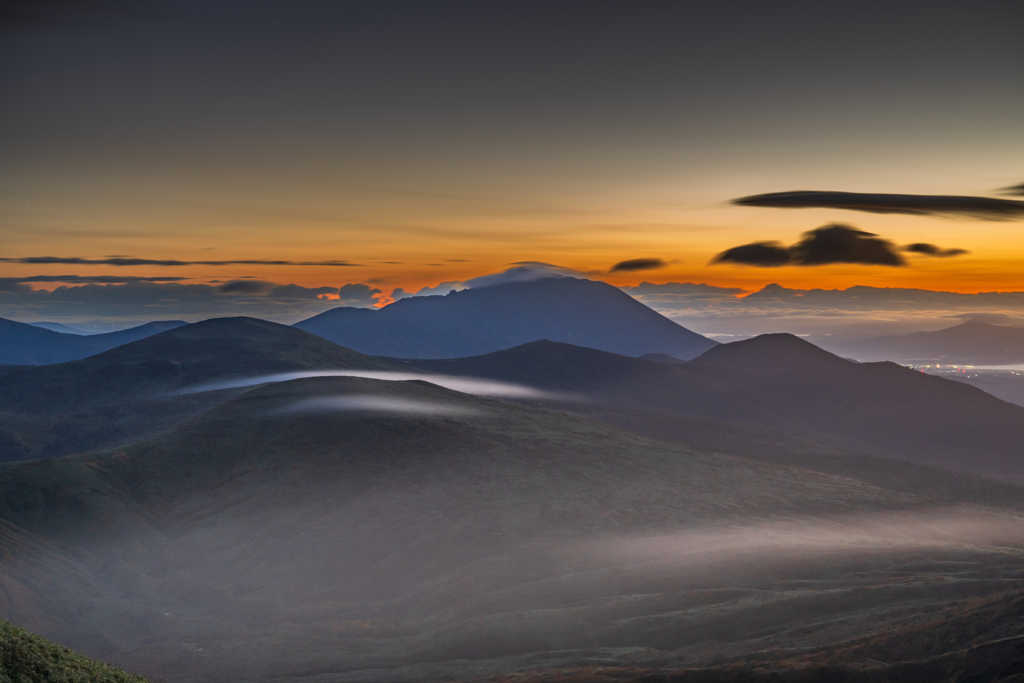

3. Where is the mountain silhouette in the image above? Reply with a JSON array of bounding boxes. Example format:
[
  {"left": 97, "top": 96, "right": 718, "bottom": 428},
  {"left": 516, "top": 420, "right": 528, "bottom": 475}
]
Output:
[
  {"left": 0, "top": 317, "right": 399, "bottom": 461},
  {"left": 294, "top": 277, "right": 716, "bottom": 359},
  {"left": 412, "top": 334, "right": 1024, "bottom": 479},
  {"left": 816, "top": 319, "right": 1024, "bottom": 364},
  {"left": 0, "top": 317, "right": 187, "bottom": 365}
]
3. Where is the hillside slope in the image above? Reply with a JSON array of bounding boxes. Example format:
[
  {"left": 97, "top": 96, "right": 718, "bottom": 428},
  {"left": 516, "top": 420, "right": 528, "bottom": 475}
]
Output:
[
  {"left": 3, "top": 375, "right": 1024, "bottom": 682},
  {"left": 0, "top": 317, "right": 401, "bottom": 461},
  {"left": 411, "top": 335, "right": 1024, "bottom": 479}
]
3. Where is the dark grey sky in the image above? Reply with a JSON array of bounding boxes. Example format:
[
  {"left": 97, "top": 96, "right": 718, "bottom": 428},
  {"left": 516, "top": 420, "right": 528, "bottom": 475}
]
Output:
[{"left": 1, "top": 0, "right": 1022, "bottom": 312}]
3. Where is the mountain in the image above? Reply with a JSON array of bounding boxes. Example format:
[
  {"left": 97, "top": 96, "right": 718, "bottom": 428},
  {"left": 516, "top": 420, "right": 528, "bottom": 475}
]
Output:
[
  {"left": 27, "top": 321, "right": 87, "bottom": 334},
  {"left": 8, "top": 372, "right": 1019, "bottom": 683},
  {"left": 3, "top": 374, "right": 1024, "bottom": 682},
  {"left": 815, "top": 319, "right": 1024, "bottom": 364},
  {"left": 0, "top": 317, "right": 189, "bottom": 365},
  {"left": 0, "top": 317, "right": 400, "bottom": 461},
  {"left": 293, "top": 277, "right": 716, "bottom": 359},
  {"left": 410, "top": 334, "right": 1024, "bottom": 480}
]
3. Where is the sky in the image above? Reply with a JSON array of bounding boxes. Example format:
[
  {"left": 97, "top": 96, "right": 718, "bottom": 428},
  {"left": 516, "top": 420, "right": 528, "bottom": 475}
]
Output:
[{"left": 1, "top": 0, "right": 1023, "bottom": 328}]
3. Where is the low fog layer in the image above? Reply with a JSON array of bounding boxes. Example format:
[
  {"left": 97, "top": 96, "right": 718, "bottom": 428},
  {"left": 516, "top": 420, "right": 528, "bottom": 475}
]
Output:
[
  {"left": 582, "top": 507, "right": 1024, "bottom": 572},
  {"left": 265, "top": 394, "right": 481, "bottom": 417},
  {"left": 168, "top": 370, "right": 557, "bottom": 399}
]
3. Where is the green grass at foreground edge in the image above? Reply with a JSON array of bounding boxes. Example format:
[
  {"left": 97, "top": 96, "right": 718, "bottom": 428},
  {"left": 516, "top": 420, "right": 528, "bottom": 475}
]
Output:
[{"left": 0, "top": 619, "right": 147, "bottom": 683}]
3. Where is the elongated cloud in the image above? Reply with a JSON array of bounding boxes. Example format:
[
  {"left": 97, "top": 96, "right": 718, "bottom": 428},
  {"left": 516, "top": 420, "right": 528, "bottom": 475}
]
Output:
[
  {"left": 0, "top": 256, "right": 360, "bottom": 267},
  {"left": 609, "top": 258, "right": 667, "bottom": 273},
  {"left": 732, "top": 190, "right": 1024, "bottom": 220},
  {"left": 711, "top": 224, "right": 906, "bottom": 267},
  {"left": 1000, "top": 182, "right": 1024, "bottom": 197},
  {"left": 902, "top": 243, "right": 970, "bottom": 258},
  {"left": 167, "top": 370, "right": 557, "bottom": 399},
  {"left": 0, "top": 275, "right": 187, "bottom": 284},
  {"left": 265, "top": 395, "right": 479, "bottom": 417}
]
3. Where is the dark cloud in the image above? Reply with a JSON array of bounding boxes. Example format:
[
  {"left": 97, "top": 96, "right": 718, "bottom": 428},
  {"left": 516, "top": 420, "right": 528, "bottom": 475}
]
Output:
[
  {"left": 609, "top": 258, "right": 667, "bottom": 273},
  {"left": 0, "top": 256, "right": 360, "bottom": 267},
  {"left": 0, "top": 274, "right": 187, "bottom": 284},
  {"left": 732, "top": 191, "right": 1024, "bottom": 220},
  {"left": 338, "top": 283, "right": 382, "bottom": 307},
  {"left": 0, "top": 280, "right": 341, "bottom": 322},
  {"left": 902, "top": 243, "right": 969, "bottom": 258},
  {"left": 216, "top": 280, "right": 275, "bottom": 295},
  {"left": 710, "top": 242, "right": 792, "bottom": 267},
  {"left": 999, "top": 182, "right": 1024, "bottom": 197},
  {"left": 711, "top": 225, "right": 906, "bottom": 267}
]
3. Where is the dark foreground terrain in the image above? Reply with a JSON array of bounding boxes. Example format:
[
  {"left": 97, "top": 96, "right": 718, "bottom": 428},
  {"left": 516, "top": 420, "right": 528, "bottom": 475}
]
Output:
[
  {"left": 1, "top": 320, "right": 1023, "bottom": 682},
  {"left": 0, "top": 617, "right": 147, "bottom": 682}
]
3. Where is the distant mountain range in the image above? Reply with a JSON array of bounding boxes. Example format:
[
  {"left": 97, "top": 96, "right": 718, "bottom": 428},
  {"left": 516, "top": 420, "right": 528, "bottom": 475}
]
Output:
[
  {"left": 294, "top": 277, "right": 716, "bottom": 359},
  {"left": 0, "top": 368, "right": 975, "bottom": 682},
  {"left": 0, "top": 317, "right": 187, "bottom": 365},
  {"left": 3, "top": 316, "right": 1024, "bottom": 681},
  {"left": 411, "top": 333, "right": 1024, "bottom": 479},
  {"left": 814, "top": 319, "right": 1024, "bottom": 365}
]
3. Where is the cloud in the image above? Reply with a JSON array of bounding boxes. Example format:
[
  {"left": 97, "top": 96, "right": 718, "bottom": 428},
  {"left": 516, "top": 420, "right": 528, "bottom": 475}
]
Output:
[
  {"left": 0, "top": 256, "right": 361, "bottom": 267},
  {"left": 579, "top": 508, "right": 1024, "bottom": 571},
  {"left": 265, "top": 395, "right": 480, "bottom": 418},
  {"left": 609, "top": 258, "right": 667, "bottom": 273},
  {"left": 0, "top": 274, "right": 187, "bottom": 284},
  {"left": 622, "top": 282, "right": 745, "bottom": 304},
  {"left": 732, "top": 190, "right": 1024, "bottom": 220},
  {"left": 711, "top": 224, "right": 906, "bottom": 267},
  {"left": 902, "top": 243, "right": 970, "bottom": 258},
  {"left": 710, "top": 242, "right": 792, "bottom": 267},
  {"left": 463, "top": 262, "right": 589, "bottom": 289},
  {"left": 391, "top": 281, "right": 466, "bottom": 300},
  {"left": 168, "top": 370, "right": 558, "bottom": 399},
  {"left": 338, "top": 283, "right": 382, "bottom": 307},
  {"left": 999, "top": 182, "right": 1024, "bottom": 197},
  {"left": 216, "top": 280, "right": 276, "bottom": 295},
  {"left": 0, "top": 280, "right": 342, "bottom": 323}
]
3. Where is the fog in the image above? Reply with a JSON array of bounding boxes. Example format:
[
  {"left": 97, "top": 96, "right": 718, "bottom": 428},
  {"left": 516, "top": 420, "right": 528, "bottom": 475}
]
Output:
[
  {"left": 167, "top": 369, "right": 555, "bottom": 398},
  {"left": 264, "top": 394, "right": 481, "bottom": 417},
  {"left": 578, "top": 507, "right": 1024, "bottom": 572}
]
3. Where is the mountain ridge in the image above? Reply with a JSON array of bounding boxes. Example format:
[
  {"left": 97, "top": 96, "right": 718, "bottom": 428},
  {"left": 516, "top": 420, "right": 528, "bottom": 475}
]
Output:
[
  {"left": 0, "top": 317, "right": 188, "bottom": 365},
  {"left": 294, "top": 277, "right": 716, "bottom": 359}
]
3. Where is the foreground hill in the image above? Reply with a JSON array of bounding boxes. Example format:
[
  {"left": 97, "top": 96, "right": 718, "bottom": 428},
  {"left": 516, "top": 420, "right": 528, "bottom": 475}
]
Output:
[
  {"left": 0, "top": 317, "right": 400, "bottom": 461},
  {"left": 7, "top": 373, "right": 1023, "bottom": 683},
  {"left": 0, "top": 618, "right": 148, "bottom": 682},
  {"left": 2, "top": 375, "right": 1024, "bottom": 682},
  {"left": 816, "top": 319, "right": 1024, "bottom": 364},
  {"left": 293, "top": 277, "right": 716, "bottom": 359},
  {"left": 411, "top": 334, "right": 1024, "bottom": 480},
  {"left": 0, "top": 317, "right": 187, "bottom": 365}
]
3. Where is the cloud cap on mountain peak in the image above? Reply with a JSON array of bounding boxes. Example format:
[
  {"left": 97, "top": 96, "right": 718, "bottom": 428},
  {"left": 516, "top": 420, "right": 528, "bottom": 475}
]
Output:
[
  {"left": 732, "top": 190, "right": 1024, "bottom": 220},
  {"left": 462, "top": 262, "right": 590, "bottom": 289}
]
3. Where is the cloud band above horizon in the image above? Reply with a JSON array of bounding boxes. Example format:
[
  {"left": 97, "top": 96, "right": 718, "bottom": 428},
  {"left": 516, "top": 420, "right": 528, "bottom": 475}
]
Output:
[{"left": 732, "top": 191, "right": 1024, "bottom": 220}]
